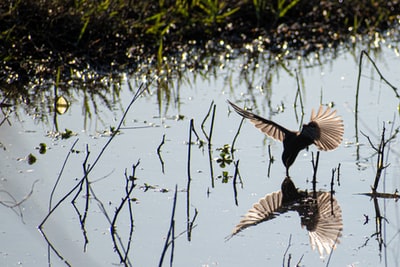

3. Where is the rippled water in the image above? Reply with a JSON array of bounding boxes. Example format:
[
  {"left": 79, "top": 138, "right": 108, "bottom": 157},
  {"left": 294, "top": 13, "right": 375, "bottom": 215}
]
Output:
[{"left": 1, "top": 45, "right": 400, "bottom": 267}]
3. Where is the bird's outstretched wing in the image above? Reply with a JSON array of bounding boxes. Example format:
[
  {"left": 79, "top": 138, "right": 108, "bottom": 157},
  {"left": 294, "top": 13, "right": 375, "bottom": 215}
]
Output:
[
  {"left": 307, "top": 192, "right": 343, "bottom": 258},
  {"left": 303, "top": 106, "right": 344, "bottom": 151},
  {"left": 228, "top": 190, "right": 283, "bottom": 238},
  {"left": 228, "top": 100, "right": 292, "bottom": 142}
]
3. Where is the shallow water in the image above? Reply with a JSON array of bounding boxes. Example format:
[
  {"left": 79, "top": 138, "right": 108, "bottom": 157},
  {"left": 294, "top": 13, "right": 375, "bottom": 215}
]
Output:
[{"left": 1, "top": 45, "right": 400, "bottom": 267}]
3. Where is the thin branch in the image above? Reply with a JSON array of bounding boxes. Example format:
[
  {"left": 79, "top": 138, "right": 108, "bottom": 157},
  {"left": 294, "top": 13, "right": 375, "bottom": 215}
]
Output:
[
  {"left": 355, "top": 50, "right": 399, "bottom": 159},
  {"left": 159, "top": 185, "right": 178, "bottom": 267},
  {"left": 201, "top": 102, "right": 217, "bottom": 188},
  {"left": 293, "top": 70, "right": 305, "bottom": 127},
  {"left": 201, "top": 101, "right": 215, "bottom": 141},
  {"left": 49, "top": 139, "right": 79, "bottom": 211},
  {"left": 267, "top": 144, "right": 274, "bottom": 178},
  {"left": 230, "top": 117, "right": 244, "bottom": 158},
  {"left": 38, "top": 82, "right": 149, "bottom": 265},
  {"left": 282, "top": 234, "right": 292, "bottom": 267},
  {"left": 311, "top": 151, "right": 320, "bottom": 197},
  {"left": 110, "top": 161, "right": 139, "bottom": 266},
  {"left": 232, "top": 160, "right": 240, "bottom": 206},
  {"left": 157, "top": 134, "right": 166, "bottom": 173},
  {"left": 186, "top": 119, "right": 193, "bottom": 240}
]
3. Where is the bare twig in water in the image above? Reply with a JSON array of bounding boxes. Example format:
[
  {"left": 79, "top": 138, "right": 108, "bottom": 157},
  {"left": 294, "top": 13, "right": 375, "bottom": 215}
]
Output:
[
  {"left": 159, "top": 185, "right": 178, "bottom": 267},
  {"left": 267, "top": 144, "right": 274, "bottom": 178},
  {"left": 282, "top": 234, "right": 303, "bottom": 267},
  {"left": 360, "top": 191, "right": 399, "bottom": 199},
  {"left": 230, "top": 116, "right": 244, "bottom": 158},
  {"left": 356, "top": 197, "right": 387, "bottom": 253},
  {"left": 372, "top": 197, "right": 385, "bottom": 253},
  {"left": 157, "top": 134, "right": 166, "bottom": 173},
  {"left": 282, "top": 234, "right": 292, "bottom": 266},
  {"left": 330, "top": 168, "right": 336, "bottom": 216},
  {"left": 38, "top": 82, "right": 149, "bottom": 264},
  {"left": 361, "top": 123, "right": 396, "bottom": 192},
  {"left": 0, "top": 106, "right": 12, "bottom": 127},
  {"left": 48, "top": 139, "right": 79, "bottom": 211},
  {"left": 71, "top": 144, "right": 91, "bottom": 252},
  {"left": 0, "top": 179, "right": 39, "bottom": 223},
  {"left": 325, "top": 232, "right": 341, "bottom": 267},
  {"left": 311, "top": 151, "right": 320, "bottom": 197},
  {"left": 110, "top": 161, "right": 139, "bottom": 266},
  {"left": 293, "top": 70, "right": 305, "bottom": 127},
  {"left": 355, "top": 50, "right": 399, "bottom": 160},
  {"left": 336, "top": 163, "right": 341, "bottom": 186},
  {"left": 91, "top": 183, "right": 132, "bottom": 266},
  {"left": 358, "top": 123, "right": 399, "bottom": 200},
  {"left": 186, "top": 119, "right": 199, "bottom": 241},
  {"left": 232, "top": 160, "right": 242, "bottom": 206},
  {"left": 201, "top": 101, "right": 217, "bottom": 188},
  {"left": 186, "top": 119, "right": 193, "bottom": 241},
  {"left": 357, "top": 122, "right": 400, "bottom": 257},
  {"left": 201, "top": 101, "right": 216, "bottom": 142}
]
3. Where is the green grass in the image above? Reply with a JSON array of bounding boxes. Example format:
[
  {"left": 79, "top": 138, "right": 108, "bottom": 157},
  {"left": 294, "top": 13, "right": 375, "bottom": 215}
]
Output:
[
  {"left": 0, "top": 0, "right": 399, "bottom": 116},
  {"left": 1, "top": 0, "right": 398, "bottom": 71}
]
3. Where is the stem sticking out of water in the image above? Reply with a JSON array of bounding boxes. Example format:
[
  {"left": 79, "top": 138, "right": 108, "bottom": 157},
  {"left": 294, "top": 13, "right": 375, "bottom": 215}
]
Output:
[
  {"left": 294, "top": 69, "right": 305, "bottom": 128},
  {"left": 201, "top": 101, "right": 217, "bottom": 188},
  {"left": 38, "top": 81, "right": 149, "bottom": 265},
  {"left": 110, "top": 161, "right": 139, "bottom": 266},
  {"left": 311, "top": 151, "right": 320, "bottom": 197},
  {"left": 361, "top": 123, "right": 398, "bottom": 192},
  {"left": 157, "top": 134, "right": 166, "bottom": 173},
  {"left": 159, "top": 185, "right": 178, "bottom": 267},
  {"left": 186, "top": 119, "right": 198, "bottom": 241},
  {"left": 267, "top": 144, "right": 274, "bottom": 178},
  {"left": 355, "top": 50, "right": 399, "bottom": 160},
  {"left": 232, "top": 160, "right": 243, "bottom": 206},
  {"left": 230, "top": 117, "right": 244, "bottom": 159}
]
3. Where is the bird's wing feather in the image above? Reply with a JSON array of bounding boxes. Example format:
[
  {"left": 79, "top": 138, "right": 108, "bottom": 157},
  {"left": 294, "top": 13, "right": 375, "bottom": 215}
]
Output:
[
  {"left": 228, "top": 100, "right": 291, "bottom": 142},
  {"left": 229, "top": 191, "right": 283, "bottom": 237},
  {"left": 308, "top": 106, "right": 344, "bottom": 151},
  {"left": 308, "top": 192, "right": 343, "bottom": 258}
]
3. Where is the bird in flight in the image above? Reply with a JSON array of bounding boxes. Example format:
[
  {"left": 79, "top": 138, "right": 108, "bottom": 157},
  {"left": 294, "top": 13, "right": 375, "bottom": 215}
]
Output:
[{"left": 228, "top": 100, "right": 344, "bottom": 176}]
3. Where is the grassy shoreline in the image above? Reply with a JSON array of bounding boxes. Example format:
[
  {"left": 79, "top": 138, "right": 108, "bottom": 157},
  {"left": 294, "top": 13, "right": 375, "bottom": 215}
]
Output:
[
  {"left": 0, "top": 0, "right": 400, "bottom": 127},
  {"left": 1, "top": 1, "right": 399, "bottom": 69},
  {"left": 0, "top": 0, "right": 399, "bottom": 111}
]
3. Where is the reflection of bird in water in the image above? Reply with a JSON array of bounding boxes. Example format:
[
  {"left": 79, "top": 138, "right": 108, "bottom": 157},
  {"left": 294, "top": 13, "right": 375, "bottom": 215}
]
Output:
[
  {"left": 228, "top": 101, "right": 344, "bottom": 176},
  {"left": 228, "top": 177, "right": 343, "bottom": 258}
]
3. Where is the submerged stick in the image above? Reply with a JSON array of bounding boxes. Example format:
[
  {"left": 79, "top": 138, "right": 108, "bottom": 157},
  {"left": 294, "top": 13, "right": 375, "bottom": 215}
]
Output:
[
  {"left": 311, "top": 151, "right": 320, "bottom": 197},
  {"left": 186, "top": 119, "right": 193, "bottom": 241},
  {"left": 330, "top": 168, "right": 336, "bottom": 216},
  {"left": 230, "top": 117, "right": 244, "bottom": 158},
  {"left": 355, "top": 50, "right": 399, "bottom": 160},
  {"left": 201, "top": 101, "right": 217, "bottom": 188},
  {"left": 201, "top": 101, "right": 216, "bottom": 141},
  {"left": 38, "top": 82, "right": 149, "bottom": 264},
  {"left": 111, "top": 161, "right": 139, "bottom": 266},
  {"left": 294, "top": 70, "right": 305, "bottom": 127},
  {"left": 325, "top": 232, "right": 341, "bottom": 267},
  {"left": 49, "top": 138, "right": 79, "bottom": 211},
  {"left": 282, "top": 234, "right": 292, "bottom": 267},
  {"left": 158, "top": 185, "right": 178, "bottom": 267},
  {"left": 157, "top": 134, "right": 166, "bottom": 173},
  {"left": 267, "top": 144, "right": 274, "bottom": 178},
  {"left": 40, "top": 82, "right": 147, "bottom": 227},
  {"left": 232, "top": 160, "right": 241, "bottom": 206}
]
